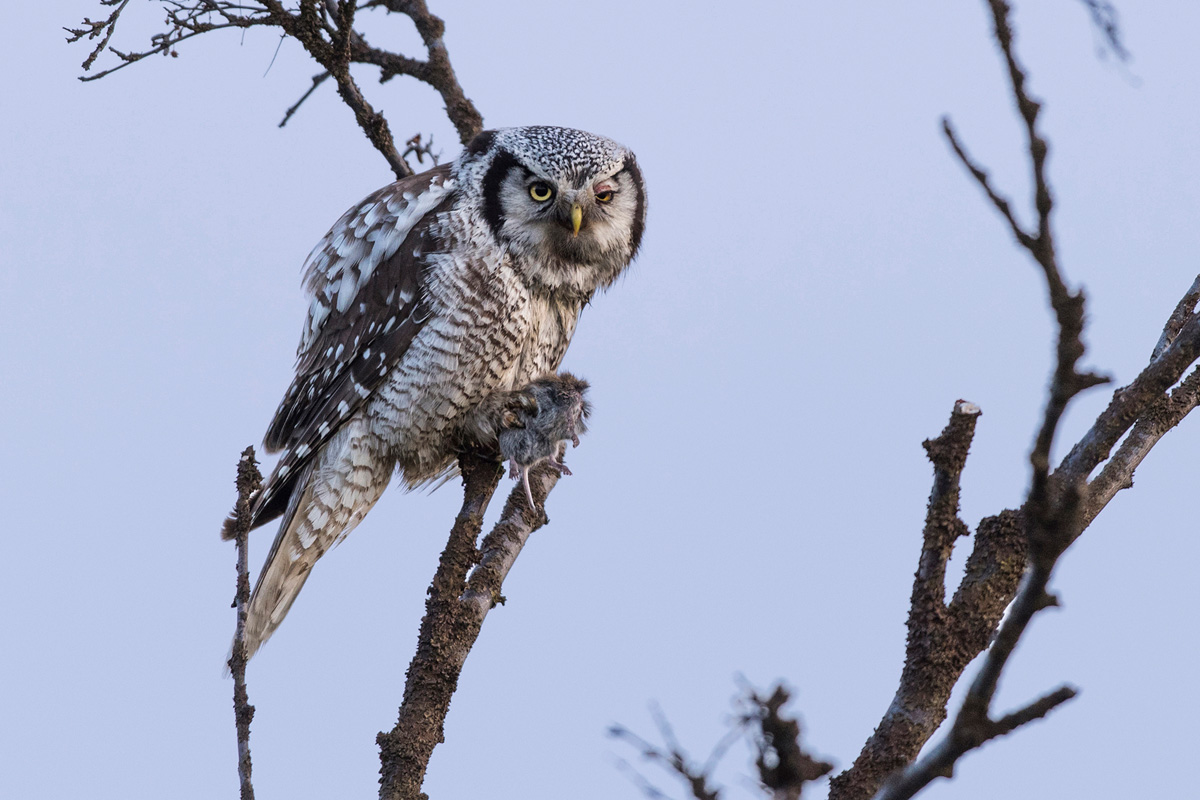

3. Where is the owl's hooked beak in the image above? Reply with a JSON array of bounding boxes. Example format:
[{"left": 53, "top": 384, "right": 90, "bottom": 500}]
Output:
[{"left": 569, "top": 203, "right": 583, "bottom": 237}]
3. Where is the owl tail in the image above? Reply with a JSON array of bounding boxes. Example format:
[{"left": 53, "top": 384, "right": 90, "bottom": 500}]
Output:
[
  {"left": 233, "top": 424, "right": 393, "bottom": 663},
  {"left": 237, "top": 462, "right": 319, "bottom": 662}
]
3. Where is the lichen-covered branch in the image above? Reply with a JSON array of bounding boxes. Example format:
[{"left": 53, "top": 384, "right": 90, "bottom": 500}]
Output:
[
  {"left": 376, "top": 453, "right": 562, "bottom": 800},
  {"left": 224, "top": 446, "right": 263, "bottom": 800},
  {"left": 826, "top": 402, "right": 1029, "bottom": 800},
  {"left": 68, "top": 0, "right": 483, "bottom": 177},
  {"left": 829, "top": 3, "right": 1200, "bottom": 798}
]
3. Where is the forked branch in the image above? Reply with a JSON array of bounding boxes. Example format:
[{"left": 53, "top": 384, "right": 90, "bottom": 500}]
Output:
[
  {"left": 68, "top": 0, "right": 483, "bottom": 177},
  {"left": 829, "top": 2, "right": 1200, "bottom": 798},
  {"left": 376, "top": 452, "right": 564, "bottom": 800}
]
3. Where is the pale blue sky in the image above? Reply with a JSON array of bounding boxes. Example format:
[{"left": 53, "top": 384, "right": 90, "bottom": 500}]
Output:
[{"left": 2, "top": 2, "right": 1198, "bottom": 798}]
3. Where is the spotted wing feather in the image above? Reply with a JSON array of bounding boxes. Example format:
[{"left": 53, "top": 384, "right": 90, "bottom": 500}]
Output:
[{"left": 248, "top": 165, "right": 455, "bottom": 529}]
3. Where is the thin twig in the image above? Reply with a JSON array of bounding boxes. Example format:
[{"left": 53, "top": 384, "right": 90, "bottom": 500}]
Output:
[
  {"left": 608, "top": 710, "right": 723, "bottom": 800},
  {"left": 225, "top": 446, "right": 262, "bottom": 800},
  {"left": 64, "top": 0, "right": 132, "bottom": 72},
  {"left": 279, "top": 70, "right": 331, "bottom": 128},
  {"left": 875, "top": 683, "right": 1076, "bottom": 800},
  {"left": 1076, "top": 0, "right": 1130, "bottom": 61}
]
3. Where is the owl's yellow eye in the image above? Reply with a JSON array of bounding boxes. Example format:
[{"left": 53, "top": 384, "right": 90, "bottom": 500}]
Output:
[
  {"left": 595, "top": 190, "right": 614, "bottom": 203},
  {"left": 529, "top": 182, "right": 554, "bottom": 202}
]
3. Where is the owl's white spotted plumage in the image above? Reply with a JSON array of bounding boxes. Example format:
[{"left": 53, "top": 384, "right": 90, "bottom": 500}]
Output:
[{"left": 228, "top": 126, "right": 647, "bottom": 660}]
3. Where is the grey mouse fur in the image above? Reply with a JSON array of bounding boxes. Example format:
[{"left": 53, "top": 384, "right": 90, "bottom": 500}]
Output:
[{"left": 498, "top": 372, "right": 591, "bottom": 507}]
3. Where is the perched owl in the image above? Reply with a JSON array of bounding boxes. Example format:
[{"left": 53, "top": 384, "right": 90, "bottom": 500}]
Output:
[
  {"left": 225, "top": 126, "right": 646, "bottom": 660},
  {"left": 499, "top": 372, "right": 591, "bottom": 509}
]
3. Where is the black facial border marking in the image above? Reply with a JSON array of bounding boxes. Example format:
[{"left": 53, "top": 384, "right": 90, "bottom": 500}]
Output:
[
  {"left": 481, "top": 148, "right": 521, "bottom": 239},
  {"left": 621, "top": 155, "right": 646, "bottom": 257}
]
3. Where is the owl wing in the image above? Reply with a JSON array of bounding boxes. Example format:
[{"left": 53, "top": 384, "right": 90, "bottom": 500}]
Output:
[{"left": 249, "top": 163, "right": 456, "bottom": 528}]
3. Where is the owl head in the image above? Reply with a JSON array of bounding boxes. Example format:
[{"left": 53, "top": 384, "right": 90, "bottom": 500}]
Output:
[{"left": 459, "top": 126, "right": 647, "bottom": 298}]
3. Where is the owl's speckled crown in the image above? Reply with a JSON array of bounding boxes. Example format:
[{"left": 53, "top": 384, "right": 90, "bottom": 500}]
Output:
[{"left": 465, "top": 125, "right": 631, "bottom": 181}]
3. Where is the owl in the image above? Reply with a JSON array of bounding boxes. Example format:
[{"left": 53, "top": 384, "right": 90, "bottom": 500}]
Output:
[
  {"left": 499, "top": 372, "right": 591, "bottom": 509},
  {"left": 225, "top": 126, "right": 647, "bottom": 660}
]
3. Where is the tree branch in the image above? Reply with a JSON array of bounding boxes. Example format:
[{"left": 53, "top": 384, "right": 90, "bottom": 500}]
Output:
[
  {"left": 70, "top": 0, "right": 484, "bottom": 174},
  {"left": 1076, "top": 0, "right": 1130, "bottom": 61},
  {"left": 612, "top": 684, "right": 832, "bottom": 800},
  {"left": 376, "top": 454, "right": 563, "bottom": 800},
  {"left": 224, "top": 446, "right": 263, "bottom": 800},
  {"left": 828, "top": 402, "right": 1015, "bottom": 800},
  {"left": 746, "top": 686, "right": 834, "bottom": 800},
  {"left": 279, "top": 70, "right": 331, "bottom": 127},
  {"left": 371, "top": 0, "right": 483, "bottom": 144},
  {"left": 874, "top": 684, "right": 1076, "bottom": 800},
  {"left": 830, "top": 3, "right": 1199, "bottom": 797},
  {"left": 609, "top": 705, "right": 725, "bottom": 800},
  {"left": 1055, "top": 279, "right": 1200, "bottom": 528}
]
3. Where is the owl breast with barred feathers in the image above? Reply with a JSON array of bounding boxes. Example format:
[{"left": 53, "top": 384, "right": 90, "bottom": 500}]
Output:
[{"left": 226, "top": 126, "right": 647, "bottom": 660}]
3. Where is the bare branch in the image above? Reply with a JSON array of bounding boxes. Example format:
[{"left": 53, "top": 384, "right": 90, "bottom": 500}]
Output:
[
  {"left": 401, "top": 132, "right": 441, "bottom": 166},
  {"left": 744, "top": 686, "right": 834, "bottom": 800},
  {"left": 70, "top": 2, "right": 275, "bottom": 82},
  {"left": 1080, "top": 362, "right": 1200, "bottom": 529},
  {"left": 1055, "top": 280, "right": 1200, "bottom": 518},
  {"left": 64, "top": 0, "right": 132, "bottom": 72},
  {"left": 70, "top": 0, "right": 484, "bottom": 171},
  {"left": 916, "top": 400, "right": 980, "bottom": 604},
  {"left": 612, "top": 684, "right": 831, "bottom": 800},
  {"left": 875, "top": 555, "right": 1082, "bottom": 800},
  {"left": 1076, "top": 0, "right": 1130, "bottom": 61},
  {"left": 279, "top": 70, "right": 331, "bottom": 128},
  {"left": 376, "top": 454, "right": 563, "bottom": 800},
  {"left": 878, "top": 1, "right": 1098, "bottom": 790},
  {"left": 609, "top": 706, "right": 726, "bottom": 800},
  {"left": 838, "top": 267, "right": 1200, "bottom": 800},
  {"left": 224, "top": 446, "right": 262, "bottom": 800},
  {"left": 376, "top": 452, "right": 501, "bottom": 800},
  {"left": 875, "top": 683, "right": 1076, "bottom": 800},
  {"left": 829, "top": 402, "right": 1011, "bottom": 800},
  {"left": 942, "top": 120, "right": 1035, "bottom": 250},
  {"left": 829, "top": 3, "right": 1194, "bottom": 797},
  {"left": 370, "top": 0, "right": 483, "bottom": 144},
  {"left": 460, "top": 464, "right": 562, "bottom": 618},
  {"left": 1152, "top": 274, "right": 1200, "bottom": 361},
  {"left": 327, "top": 64, "right": 413, "bottom": 178}
]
